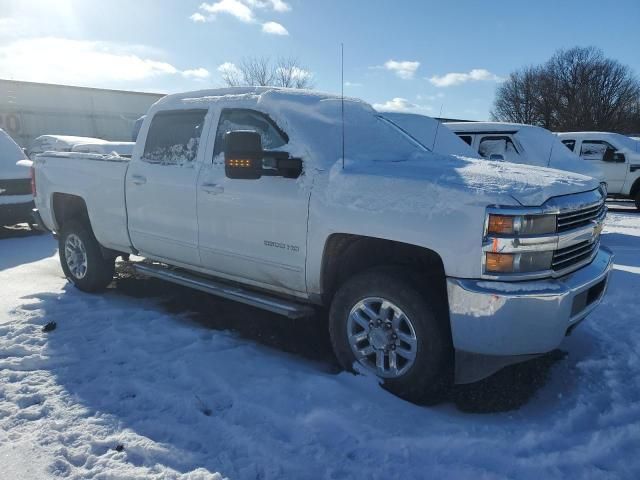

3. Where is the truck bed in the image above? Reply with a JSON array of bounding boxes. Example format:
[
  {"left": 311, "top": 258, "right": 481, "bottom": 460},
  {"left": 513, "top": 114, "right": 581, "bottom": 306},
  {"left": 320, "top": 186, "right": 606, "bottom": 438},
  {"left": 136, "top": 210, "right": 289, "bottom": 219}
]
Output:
[{"left": 34, "top": 152, "right": 132, "bottom": 252}]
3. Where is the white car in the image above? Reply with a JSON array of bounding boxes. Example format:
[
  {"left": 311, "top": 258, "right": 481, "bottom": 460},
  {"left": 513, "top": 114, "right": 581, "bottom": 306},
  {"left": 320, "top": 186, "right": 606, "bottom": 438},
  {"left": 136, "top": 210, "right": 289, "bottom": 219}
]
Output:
[
  {"left": 557, "top": 132, "right": 640, "bottom": 209},
  {"left": 72, "top": 142, "right": 135, "bottom": 158},
  {"left": 32, "top": 87, "right": 612, "bottom": 401},
  {"left": 445, "top": 122, "right": 606, "bottom": 185},
  {"left": 0, "top": 128, "right": 33, "bottom": 226},
  {"left": 28, "top": 135, "right": 108, "bottom": 159}
]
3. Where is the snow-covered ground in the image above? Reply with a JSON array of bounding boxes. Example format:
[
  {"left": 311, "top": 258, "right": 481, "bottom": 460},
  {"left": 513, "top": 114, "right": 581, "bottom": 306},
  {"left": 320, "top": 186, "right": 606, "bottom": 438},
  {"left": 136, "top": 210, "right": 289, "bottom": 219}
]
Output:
[{"left": 1, "top": 212, "right": 639, "bottom": 479}]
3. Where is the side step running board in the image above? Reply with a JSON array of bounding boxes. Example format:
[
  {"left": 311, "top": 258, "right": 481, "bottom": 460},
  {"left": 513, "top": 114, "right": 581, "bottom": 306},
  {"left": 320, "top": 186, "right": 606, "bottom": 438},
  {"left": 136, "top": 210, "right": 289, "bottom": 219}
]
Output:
[{"left": 133, "top": 263, "right": 315, "bottom": 319}]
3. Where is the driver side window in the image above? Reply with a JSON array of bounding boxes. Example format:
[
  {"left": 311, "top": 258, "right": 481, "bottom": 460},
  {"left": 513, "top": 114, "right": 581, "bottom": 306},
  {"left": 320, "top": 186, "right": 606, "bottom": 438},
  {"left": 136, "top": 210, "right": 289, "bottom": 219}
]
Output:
[
  {"left": 213, "top": 109, "right": 288, "bottom": 158},
  {"left": 580, "top": 140, "right": 614, "bottom": 161}
]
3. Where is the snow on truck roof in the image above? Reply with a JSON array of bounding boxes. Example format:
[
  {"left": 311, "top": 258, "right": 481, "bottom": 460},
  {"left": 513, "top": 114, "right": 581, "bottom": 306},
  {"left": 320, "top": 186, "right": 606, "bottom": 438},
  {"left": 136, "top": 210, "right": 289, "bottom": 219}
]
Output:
[
  {"left": 444, "top": 122, "right": 538, "bottom": 133},
  {"left": 154, "top": 86, "right": 368, "bottom": 111}
]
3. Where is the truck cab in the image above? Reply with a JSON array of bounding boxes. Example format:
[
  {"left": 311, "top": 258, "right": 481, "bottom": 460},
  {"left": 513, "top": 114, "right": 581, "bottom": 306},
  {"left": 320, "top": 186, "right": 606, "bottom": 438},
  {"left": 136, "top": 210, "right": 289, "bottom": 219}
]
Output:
[{"left": 556, "top": 132, "right": 640, "bottom": 209}]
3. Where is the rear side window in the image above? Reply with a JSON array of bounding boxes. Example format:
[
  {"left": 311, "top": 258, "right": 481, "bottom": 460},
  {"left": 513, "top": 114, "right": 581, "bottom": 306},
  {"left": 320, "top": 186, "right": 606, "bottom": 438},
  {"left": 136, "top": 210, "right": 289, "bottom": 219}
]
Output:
[
  {"left": 142, "top": 109, "right": 207, "bottom": 166},
  {"left": 213, "top": 109, "right": 288, "bottom": 157},
  {"left": 561, "top": 139, "right": 576, "bottom": 151},
  {"left": 580, "top": 140, "right": 614, "bottom": 161},
  {"left": 458, "top": 135, "right": 473, "bottom": 146},
  {"left": 478, "top": 135, "right": 519, "bottom": 161}
]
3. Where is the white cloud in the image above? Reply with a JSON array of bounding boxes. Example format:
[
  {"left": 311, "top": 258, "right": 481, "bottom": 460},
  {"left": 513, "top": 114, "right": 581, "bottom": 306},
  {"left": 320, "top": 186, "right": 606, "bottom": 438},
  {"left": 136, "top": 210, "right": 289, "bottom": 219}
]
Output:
[
  {"left": 199, "top": 0, "right": 255, "bottom": 22},
  {"left": 381, "top": 60, "right": 420, "bottom": 80},
  {"left": 182, "top": 68, "right": 211, "bottom": 80},
  {"left": 428, "top": 68, "right": 503, "bottom": 87},
  {"left": 245, "top": 0, "right": 291, "bottom": 11},
  {"left": 189, "top": 12, "right": 207, "bottom": 22},
  {"left": 0, "top": 37, "right": 208, "bottom": 86},
  {"left": 262, "top": 21, "right": 288, "bottom": 35},
  {"left": 373, "top": 97, "right": 417, "bottom": 112},
  {"left": 277, "top": 65, "right": 311, "bottom": 82},
  {"left": 217, "top": 62, "right": 242, "bottom": 76},
  {"left": 344, "top": 81, "right": 363, "bottom": 87},
  {"left": 193, "top": 0, "right": 291, "bottom": 28}
]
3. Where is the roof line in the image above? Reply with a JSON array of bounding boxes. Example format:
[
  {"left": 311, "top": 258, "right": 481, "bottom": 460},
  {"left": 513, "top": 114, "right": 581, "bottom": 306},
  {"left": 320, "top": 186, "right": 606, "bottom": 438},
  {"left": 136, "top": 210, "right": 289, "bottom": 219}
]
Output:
[{"left": 0, "top": 78, "right": 165, "bottom": 97}]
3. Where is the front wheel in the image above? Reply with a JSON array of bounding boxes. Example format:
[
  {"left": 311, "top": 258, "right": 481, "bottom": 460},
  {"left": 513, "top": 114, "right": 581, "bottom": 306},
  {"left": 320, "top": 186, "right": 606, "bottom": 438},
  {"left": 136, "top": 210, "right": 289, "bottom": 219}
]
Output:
[
  {"left": 329, "top": 268, "right": 452, "bottom": 402},
  {"left": 635, "top": 191, "right": 640, "bottom": 211},
  {"left": 59, "top": 220, "right": 115, "bottom": 292}
]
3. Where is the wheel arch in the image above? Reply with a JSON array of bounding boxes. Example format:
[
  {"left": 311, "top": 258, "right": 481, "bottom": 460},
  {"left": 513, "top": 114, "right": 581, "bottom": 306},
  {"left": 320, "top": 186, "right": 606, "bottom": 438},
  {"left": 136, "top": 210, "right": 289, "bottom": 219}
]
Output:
[{"left": 321, "top": 234, "right": 448, "bottom": 305}]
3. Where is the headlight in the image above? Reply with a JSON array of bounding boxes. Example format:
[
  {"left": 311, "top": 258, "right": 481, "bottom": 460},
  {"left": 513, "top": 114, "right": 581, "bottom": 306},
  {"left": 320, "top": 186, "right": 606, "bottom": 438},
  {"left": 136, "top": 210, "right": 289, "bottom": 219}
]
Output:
[
  {"left": 484, "top": 210, "right": 558, "bottom": 276},
  {"left": 487, "top": 213, "right": 556, "bottom": 236},
  {"left": 485, "top": 251, "right": 554, "bottom": 273}
]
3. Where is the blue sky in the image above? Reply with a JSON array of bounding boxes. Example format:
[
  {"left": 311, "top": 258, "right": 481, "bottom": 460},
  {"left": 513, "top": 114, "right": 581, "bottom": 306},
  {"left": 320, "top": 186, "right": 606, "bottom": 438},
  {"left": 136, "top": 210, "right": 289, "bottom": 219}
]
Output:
[{"left": 1, "top": 0, "right": 639, "bottom": 120}]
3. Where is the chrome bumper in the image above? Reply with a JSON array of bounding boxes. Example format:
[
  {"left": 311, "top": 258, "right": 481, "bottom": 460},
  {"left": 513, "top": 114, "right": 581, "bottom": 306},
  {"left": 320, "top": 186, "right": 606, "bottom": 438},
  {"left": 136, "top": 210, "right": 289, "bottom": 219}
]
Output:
[{"left": 447, "top": 246, "right": 613, "bottom": 357}]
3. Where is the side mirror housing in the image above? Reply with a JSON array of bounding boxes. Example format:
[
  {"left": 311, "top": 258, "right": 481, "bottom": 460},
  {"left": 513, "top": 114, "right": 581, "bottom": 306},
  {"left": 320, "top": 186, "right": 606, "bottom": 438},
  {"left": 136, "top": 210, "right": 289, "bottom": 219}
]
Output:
[
  {"left": 602, "top": 147, "right": 616, "bottom": 162},
  {"left": 224, "top": 130, "right": 263, "bottom": 180},
  {"left": 613, "top": 152, "right": 626, "bottom": 163}
]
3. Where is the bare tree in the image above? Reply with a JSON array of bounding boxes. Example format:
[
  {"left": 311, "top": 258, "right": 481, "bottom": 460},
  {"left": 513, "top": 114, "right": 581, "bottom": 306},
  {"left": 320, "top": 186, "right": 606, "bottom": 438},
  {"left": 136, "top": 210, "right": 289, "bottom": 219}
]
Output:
[
  {"left": 220, "top": 56, "right": 313, "bottom": 89},
  {"left": 492, "top": 47, "right": 640, "bottom": 133}
]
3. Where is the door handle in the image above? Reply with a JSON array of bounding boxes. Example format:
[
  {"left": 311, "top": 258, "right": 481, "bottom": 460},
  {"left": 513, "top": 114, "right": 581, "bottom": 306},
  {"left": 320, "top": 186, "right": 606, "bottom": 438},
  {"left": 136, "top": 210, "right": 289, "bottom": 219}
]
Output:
[
  {"left": 131, "top": 174, "right": 147, "bottom": 185},
  {"left": 201, "top": 183, "right": 224, "bottom": 194}
]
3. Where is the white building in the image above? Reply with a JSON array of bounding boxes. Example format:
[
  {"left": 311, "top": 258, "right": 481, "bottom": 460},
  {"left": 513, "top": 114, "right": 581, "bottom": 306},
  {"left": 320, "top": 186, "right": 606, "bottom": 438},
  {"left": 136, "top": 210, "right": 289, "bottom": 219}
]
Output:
[{"left": 0, "top": 79, "right": 163, "bottom": 149}]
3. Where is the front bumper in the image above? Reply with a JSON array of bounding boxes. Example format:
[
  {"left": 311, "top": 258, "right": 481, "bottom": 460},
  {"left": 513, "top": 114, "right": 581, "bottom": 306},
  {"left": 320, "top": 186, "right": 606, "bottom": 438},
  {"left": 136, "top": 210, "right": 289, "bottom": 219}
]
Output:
[
  {"left": 447, "top": 246, "right": 613, "bottom": 358},
  {"left": 0, "top": 200, "right": 35, "bottom": 226}
]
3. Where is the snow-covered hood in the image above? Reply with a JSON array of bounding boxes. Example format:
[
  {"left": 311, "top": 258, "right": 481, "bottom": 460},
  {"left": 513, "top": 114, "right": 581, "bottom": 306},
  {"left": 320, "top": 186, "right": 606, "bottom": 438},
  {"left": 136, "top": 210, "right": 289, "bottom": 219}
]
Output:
[{"left": 336, "top": 154, "right": 599, "bottom": 208}]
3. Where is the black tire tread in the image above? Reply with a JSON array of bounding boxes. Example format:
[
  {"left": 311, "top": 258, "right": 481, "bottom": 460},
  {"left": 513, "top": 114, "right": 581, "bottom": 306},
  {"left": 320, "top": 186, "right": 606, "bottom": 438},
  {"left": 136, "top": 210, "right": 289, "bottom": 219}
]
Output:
[{"left": 58, "top": 220, "right": 115, "bottom": 292}]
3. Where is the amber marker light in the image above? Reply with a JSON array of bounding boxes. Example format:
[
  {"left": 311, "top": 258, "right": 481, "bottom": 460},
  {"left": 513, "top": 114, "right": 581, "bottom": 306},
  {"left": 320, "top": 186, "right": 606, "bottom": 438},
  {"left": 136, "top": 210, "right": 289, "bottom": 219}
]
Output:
[
  {"left": 485, "top": 252, "right": 514, "bottom": 273},
  {"left": 487, "top": 214, "right": 515, "bottom": 235}
]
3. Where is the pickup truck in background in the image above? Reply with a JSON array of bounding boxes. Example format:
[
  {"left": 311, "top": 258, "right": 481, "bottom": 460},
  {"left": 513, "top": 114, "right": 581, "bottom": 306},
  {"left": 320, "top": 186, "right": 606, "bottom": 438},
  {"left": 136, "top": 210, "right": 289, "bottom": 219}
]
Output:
[
  {"left": 445, "top": 122, "right": 606, "bottom": 186},
  {"left": 557, "top": 132, "right": 640, "bottom": 210},
  {"left": 32, "top": 87, "right": 613, "bottom": 402},
  {"left": 0, "top": 128, "right": 34, "bottom": 227}
]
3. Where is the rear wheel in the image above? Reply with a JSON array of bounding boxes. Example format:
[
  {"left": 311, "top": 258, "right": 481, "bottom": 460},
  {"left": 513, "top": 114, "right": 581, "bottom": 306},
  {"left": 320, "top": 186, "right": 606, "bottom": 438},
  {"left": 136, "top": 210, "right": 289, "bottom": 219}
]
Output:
[
  {"left": 59, "top": 220, "right": 115, "bottom": 292},
  {"left": 329, "top": 268, "right": 452, "bottom": 402},
  {"left": 635, "top": 191, "right": 640, "bottom": 210}
]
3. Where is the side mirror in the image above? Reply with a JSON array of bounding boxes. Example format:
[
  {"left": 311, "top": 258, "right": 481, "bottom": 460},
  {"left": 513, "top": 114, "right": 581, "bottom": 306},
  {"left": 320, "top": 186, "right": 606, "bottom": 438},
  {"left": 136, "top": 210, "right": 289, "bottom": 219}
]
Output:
[
  {"left": 602, "top": 147, "right": 616, "bottom": 162},
  {"left": 224, "top": 130, "right": 263, "bottom": 180},
  {"left": 489, "top": 153, "right": 505, "bottom": 161},
  {"left": 613, "top": 152, "right": 626, "bottom": 163}
]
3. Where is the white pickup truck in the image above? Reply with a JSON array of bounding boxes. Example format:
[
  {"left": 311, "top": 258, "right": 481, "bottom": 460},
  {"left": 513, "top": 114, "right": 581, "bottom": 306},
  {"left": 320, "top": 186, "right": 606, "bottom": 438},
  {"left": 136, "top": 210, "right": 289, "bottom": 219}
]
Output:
[
  {"left": 556, "top": 132, "right": 640, "bottom": 209},
  {"left": 33, "top": 87, "right": 613, "bottom": 401}
]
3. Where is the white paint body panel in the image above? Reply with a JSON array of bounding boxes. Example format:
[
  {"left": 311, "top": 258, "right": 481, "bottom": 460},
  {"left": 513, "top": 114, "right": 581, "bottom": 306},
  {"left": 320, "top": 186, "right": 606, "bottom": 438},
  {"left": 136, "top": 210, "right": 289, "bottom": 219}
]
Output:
[{"left": 556, "top": 132, "right": 640, "bottom": 196}]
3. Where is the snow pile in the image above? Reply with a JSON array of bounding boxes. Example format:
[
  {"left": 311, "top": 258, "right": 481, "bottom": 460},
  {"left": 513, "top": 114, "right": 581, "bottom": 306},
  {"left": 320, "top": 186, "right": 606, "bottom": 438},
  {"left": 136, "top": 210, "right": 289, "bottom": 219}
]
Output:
[{"left": 1, "top": 212, "right": 639, "bottom": 479}]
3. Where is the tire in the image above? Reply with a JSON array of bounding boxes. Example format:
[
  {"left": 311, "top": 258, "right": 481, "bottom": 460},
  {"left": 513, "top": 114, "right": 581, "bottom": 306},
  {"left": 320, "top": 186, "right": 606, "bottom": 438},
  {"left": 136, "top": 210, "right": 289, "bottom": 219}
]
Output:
[
  {"left": 329, "top": 267, "right": 452, "bottom": 403},
  {"left": 635, "top": 192, "right": 640, "bottom": 211},
  {"left": 58, "top": 220, "right": 115, "bottom": 292}
]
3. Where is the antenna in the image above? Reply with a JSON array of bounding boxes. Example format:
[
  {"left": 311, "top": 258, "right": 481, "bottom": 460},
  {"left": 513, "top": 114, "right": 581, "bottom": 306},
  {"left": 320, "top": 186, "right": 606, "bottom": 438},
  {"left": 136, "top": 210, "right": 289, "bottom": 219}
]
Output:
[
  {"left": 431, "top": 104, "right": 444, "bottom": 151},
  {"left": 341, "top": 43, "right": 345, "bottom": 169}
]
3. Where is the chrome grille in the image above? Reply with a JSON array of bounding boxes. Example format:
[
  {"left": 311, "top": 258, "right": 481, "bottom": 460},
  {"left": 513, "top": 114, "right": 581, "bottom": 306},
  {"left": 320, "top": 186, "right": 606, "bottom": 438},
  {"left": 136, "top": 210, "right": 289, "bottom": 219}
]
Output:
[
  {"left": 552, "top": 239, "right": 599, "bottom": 272},
  {"left": 557, "top": 201, "right": 606, "bottom": 232}
]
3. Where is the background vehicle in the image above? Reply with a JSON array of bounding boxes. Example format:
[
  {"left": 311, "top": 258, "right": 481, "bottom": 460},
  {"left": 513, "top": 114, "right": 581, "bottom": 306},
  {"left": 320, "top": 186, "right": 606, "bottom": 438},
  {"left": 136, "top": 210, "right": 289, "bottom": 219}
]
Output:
[
  {"left": 381, "top": 112, "right": 478, "bottom": 157},
  {"left": 28, "top": 135, "right": 108, "bottom": 159},
  {"left": 71, "top": 142, "right": 135, "bottom": 158},
  {"left": 446, "top": 122, "right": 606, "bottom": 184},
  {"left": 0, "top": 128, "right": 33, "bottom": 226},
  {"left": 557, "top": 132, "right": 640, "bottom": 209},
  {"left": 32, "top": 87, "right": 612, "bottom": 402}
]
